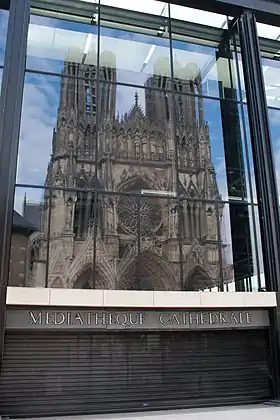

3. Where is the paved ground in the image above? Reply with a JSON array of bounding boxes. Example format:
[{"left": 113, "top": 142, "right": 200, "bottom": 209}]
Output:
[{"left": 15, "top": 404, "right": 280, "bottom": 420}]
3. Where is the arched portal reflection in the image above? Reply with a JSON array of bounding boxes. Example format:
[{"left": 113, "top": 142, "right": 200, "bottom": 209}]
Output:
[
  {"left": 119, "top": 250, "right": 177, "bottom": 291},
  {"left": 73, "top": 268, "right": 93, "bottom": 289},
  {"left": 184, "top": 265, "right": 213, "bottom": 291}
]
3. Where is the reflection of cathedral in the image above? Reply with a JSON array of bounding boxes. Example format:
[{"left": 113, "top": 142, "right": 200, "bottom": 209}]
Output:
[{"left": 26, "top": 54, "right": 233, "bottom": 291}]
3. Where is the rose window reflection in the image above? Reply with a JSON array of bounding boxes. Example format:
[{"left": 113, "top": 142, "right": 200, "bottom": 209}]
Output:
[{"left": 118, "top": 196, "right": 162, "bottom": 236}]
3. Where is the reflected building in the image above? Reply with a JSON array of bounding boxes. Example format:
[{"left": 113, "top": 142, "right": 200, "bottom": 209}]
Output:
[
  {"left": 26, "top": 52, "right": 233, "bottom": 290},
  {"left": 9, "top": 211, "right": 36, "bottom": 287}
]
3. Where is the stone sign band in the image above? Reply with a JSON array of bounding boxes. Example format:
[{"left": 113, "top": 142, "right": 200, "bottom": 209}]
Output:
[{"left": 5, "top": 309, "right": 269, "bottom": 331}]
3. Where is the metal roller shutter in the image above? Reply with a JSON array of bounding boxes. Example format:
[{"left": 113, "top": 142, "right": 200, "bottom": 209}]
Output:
[{"left": 0, "top": 329, "right": 270, "bottom": 417}]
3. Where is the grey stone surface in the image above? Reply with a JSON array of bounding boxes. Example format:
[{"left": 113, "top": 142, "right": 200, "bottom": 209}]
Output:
[{"left": 13, "top": 404, "right": 280, "bottom": 420}]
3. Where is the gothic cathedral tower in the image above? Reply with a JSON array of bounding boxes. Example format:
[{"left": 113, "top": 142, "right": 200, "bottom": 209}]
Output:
[{"left": 27, "top": 54, "right": 232, "bottom": 291}]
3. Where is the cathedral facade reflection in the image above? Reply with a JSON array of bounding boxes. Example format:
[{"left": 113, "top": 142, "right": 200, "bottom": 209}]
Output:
[{"left": 25, "top": 54, "right": 233, "bottom": 291}]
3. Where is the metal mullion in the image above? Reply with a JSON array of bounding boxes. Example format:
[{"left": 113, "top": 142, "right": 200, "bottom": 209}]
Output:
[
  {"left": 15, "top": 183, "right": 255, "bottom": 205},
  {"left": 178, "top": 198, "right": 185, "bottom": 290},
  {"left": 0, "top": 0, "right": 30, "bottom": 361},
  {"left": 77, "top": 191, "right": 83, "bottom": 238},
  {"left": 92, "top": 190, "right": 98, "bottom": 289},
  {"left": 96, "top": 78, "right": 172, "bottom": 96},
  {"left": 168, "top": 3, "right": 184, "bottom": 291},
  {"left": 268, "top": 105, "right": 280, "bottom": 112},
  {"left": 163, "top": 85, "right": 242, "bottom": 105},
  {"left": 249, "top": 203, "right": 263, "bottom": 290},
  {"left": 92, "top": 1, "right": 100, "bottom": 290},
  {"left": 215, "top": 201, "right": 224, "bottom": 292},
  {"left": 23, "top": 67, "right": 245, "bottom": 105},
  {"left": 83, "top": 190, "right": 92, "bottom": 236},
  {"left": 45, "top": 189, "right": 52, "bottom": 288},
  {"left": 136, "top": 195, "right": 141, "bottom": 290},
  {"left": 24, "top": 68, "right": 174, "bottom": 95},
  {"left": 171, "top": 89, "right": 243, "bottom": 105},
  {"left": 25, "top": 68, "right": 97, "bottom": 85},
  {"left": 94, "top": 0, "right": 100, "bottom": 180},
  {"left": 31, "top": 0, "right": 99, "bottom": 19}
]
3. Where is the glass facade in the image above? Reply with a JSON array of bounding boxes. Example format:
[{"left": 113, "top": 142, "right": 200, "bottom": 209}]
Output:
[
  {"left": 6, "top": 0, "right": 268, "bottom": 292},
  {"left": 258, "top": 22, "right": 280, "bottom": 200}
]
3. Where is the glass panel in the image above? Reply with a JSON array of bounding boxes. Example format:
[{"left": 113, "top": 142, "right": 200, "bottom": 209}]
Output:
[
  {"left": 220, "top": 202, "right": 234, "bottom": 291},
  {"left": 180, "top": 199, "right": 221, "bottom": 291},
  {"left": 114, "top": 192, "right": 138, "bottom": 290},
  {"left": 17, "top": 73, "right": 98, "bottom": 187},
  {"left": 258, "top": 23, "right": 280, "bottom": 109},
  {"left": 99, "top": 4, "right": 170, "bottom": 86},
  {"left": 46, "top": 189, "right": 95, "bottom": 289},
  {"left": 12, "top": 2, "right": 266, "bottom": 294},
  {"left": 259, "top": 22, "right": 280, "bottom": 202},
  {"left": 17, "top": 73, "right": 61, "bottom": 186},
  {"left": 137, "top": 196, "right": 181, "bottom": 291},
  {"left": 268, "top": 107, "right": 280, "bottom": 200},
  {"left": 238, "top": 104, "right": 257, "bottom": 203},
  {"left": 170, "top": 4, "right": 227, "bottom": 28},
  {"left": 261, "top": 58, "right": 280, "bottom": 109},
  {"left": 251, "top": 205, "right": 266, "bottom": 291},
  {"left": 97, "top": 84, "right": 176, "bottom": 194},
  {"left": 9, "top": 187, "right": 48, "bottom": 287},
  {"left": 171, "top": 12, "right": 244, "bottom": 99},
  {"left": 180, "top": 199, "right": 262, "bottom": 293},
  {"left": 100, "top": 0, "right": 168, "bottom": 16},
  {"left": 0, "top": 9, "right": 9, "bottom": 66},
  {"left": 221, "top": 203, "right": 260, "bottom": 292},
  {"left": 176, "top": 96, "right": 252, "bottom": 203},
  {"left": 257, "top": 22, "right": 280, "bottom": 40},
  {"left": 27, "top": 13, "right": 98, "bottom": 74}
]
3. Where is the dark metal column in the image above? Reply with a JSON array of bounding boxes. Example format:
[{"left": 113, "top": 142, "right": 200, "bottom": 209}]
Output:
[
  {"left": 0, "top": 0, "right": 29, "bottom": 361},
  {"left": 238, "top": 11, "right": 280, "bottom": 399}
]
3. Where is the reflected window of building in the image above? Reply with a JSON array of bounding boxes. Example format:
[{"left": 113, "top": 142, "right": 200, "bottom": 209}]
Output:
[
  {"left": 27, "top": 7, "right": 98, "bottom": 74},
  {"left": 100, "top": 0, "right": 168, "bottom": 16},
  {"left": 99, "top": 1, "right": 170, "bottom": 87},
  {"left": 170, "top": 4, "right": 228, "bottom": 28},
  {"left": 170, "top": 6, "right": 243, "bottom": 100}
]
